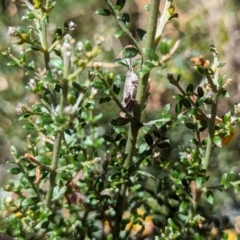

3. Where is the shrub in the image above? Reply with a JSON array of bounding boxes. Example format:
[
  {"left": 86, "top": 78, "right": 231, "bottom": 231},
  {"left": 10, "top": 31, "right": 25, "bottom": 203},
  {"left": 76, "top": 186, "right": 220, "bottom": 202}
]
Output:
[{"left": 1, "top": 0, "right": 240, "bottom": 239}]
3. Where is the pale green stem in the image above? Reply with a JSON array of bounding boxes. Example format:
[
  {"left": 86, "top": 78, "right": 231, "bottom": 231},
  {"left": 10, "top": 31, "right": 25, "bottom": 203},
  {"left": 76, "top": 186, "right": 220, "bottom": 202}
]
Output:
[
  {"left": 155, "top": 0, "right": 173, "bottom": 47},
  {"left": 45, "top": 133, "right": 62, "bottom": 208},
  {"left": 45, "top": 13, "right": 70, "bottom": 209},
  {"left": 203, "top": 50, "right": 219, "bottom": 169},
  {"left": 124, "top": 0, "right": 161, "bottom": 168}
]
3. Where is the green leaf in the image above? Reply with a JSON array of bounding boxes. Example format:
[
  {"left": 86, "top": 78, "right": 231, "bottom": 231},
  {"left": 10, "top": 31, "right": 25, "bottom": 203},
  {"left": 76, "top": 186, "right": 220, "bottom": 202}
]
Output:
[
  {"left": 197, "top": 86, "right": 204, "bottom": 98},
  {"left": 179, "top": 201, "right": 188, "bottom": 212},
  {"left": 132, "top": 58, "right": 142, "bottom": 68},
  {"left": 185, "top": 122, "right": 195, "bottom": 130},
  {"left": 142, "top": 61, "right": 156, "bottom": 70},
  {"left": 52, "top": 186, "right": 67, "bottom": 201},
  {"left": 139, "top": 143, "right": 148, "bottom": 154},
  {"left": 72, "top": 82, "right": 83, "bottom": 92},
  {"left": 122, "top": 13, "right": 130, "bottom": 27},
  {"left": 175, "top": 101, "right": 182, "bottom": 114},
  {"left": 36, "top": 115, "right": 53, "bottom": 125},
  {"left": 50, "top": 58, "right": 63, "bottom": 70},
  {"left": 115, "top": 59, "right": 129, "bottom": 68},
  {"left": 158, "top": 142, "right": 171, "bottom": 148},
  {"left": 115, "top": 0, "right": 126, "bottom": 11},
  {"left": 131, "top": 184, "right": 143, "bottom": 192},
  {"left": 161, "top": 124, "right": 168, "bottom": 134},
  {"left": 221, "top": 173, "right": 228, "bottom": 186},
  {"left": 114, "top": 29, "right": 126, "bottom": 38},
  {"left": 203, "top": 97, "right": 212, "bottom": 104},
  {"left": 21, "top": 198, "right": 37, "bottom": 208},
  {"left": 118, "top": 138, "right": 127, "bottom": 148},
  {"left": 107, "top": 73, "right": 114, "bottom": 86},
  {"left": 122, "top": 47, "right": 138, "bottom": 58},
  {"left": 99, "top": 96, "right": 111, "bottom": 104},
  {"left": 45, "top": 141, "right": 53, "bottom": 150},
  {"left": 145, "top": 47, "right": 159, "bottom": 61},
  {"left": 186, "top": 83, "right": 194, "bottom": 95},
  {"left": 145, "top": 133, "right": 153, "bottom": 146},
  {"left": 174, "top": 94, "right": 184, "bottom": 100},
  {"left": 85, "top": 101, "right": 94, "bottom": 110},
  {"left": 136, "top": 28, "right": 146, "bottom": 41},
  {"left": 36, "top": 155, "right": 51, "bottom": 165},
  {"left": 213, "top": 136, "right": 222, "bottom": 147},
  {"left": 92, "top": 80, "right": 104, "bottom": 89},
  {"left": 169, "top": 12, "right": 179, "bottom": 20},
  {"left": 205, "top": 190, "right": 214, "bottom": 204},
  {"left": 23, "top": 123, "right": 35, "bottom": 130},
  {"left": 113, "top": 79, "right": 121, "bottom": 95},
  {"left": 160, "top": 39, "right": 171, "bottom": 55},
  {"left": 102, "top": 134, "right": 114, "bottom": 143},
  {"left": 218, "top": 62, "right": 226, "bottom": 68},
  {"left": 194, "top": 66, "right": 205, "bottom": 74},
  {"left": 84, "top": 40, "right": 92, "bottom": 52},
  {"left": 167, "top": 218, "right": 181, "bottom": 231},
  {"left": 55, "top": 27, "right": 63, "bottom": 38},
  {"left": 182, "top": 99, "right": 191, "bottom": 109},
  {"left": 9, "top": 167, "right": 21, "bottom": 175},
  {"left": 111, "top": 117, "right": 130, "bottom": 126},
  {"left": 139, "top": 68, "right": 151, "bottom": 77},
  {"left": 137, "top": 170, "right": 156, "bottom": 180},
  {"left": 115, "top": 133, "right": 122, "bottom": 141},
  {"left": 143, "top": 118, "right": 171, "bottom": 127},
  {"left": 199, "top": 119, "right": 208, "bottom": 132},
  {"left": 7, "top": 60, "right": 18, "bottom": 67},
  {"left": 230, "top": 180, "right": 240, "bottom": 188},
  {"left": 95, "top": 8, "right": 111, "bottom": 16},
  {"left": 153, "top": 130, "right": 161, "bottom": 138},
  {"left": 191, "top": 138, "right": 199, "bottom": 146},
  {"left": 195, "top": 176, "right": 203, "bottom": 189},
  {"left": 229, "top": 171, "right": 236, "bottom": 182}
]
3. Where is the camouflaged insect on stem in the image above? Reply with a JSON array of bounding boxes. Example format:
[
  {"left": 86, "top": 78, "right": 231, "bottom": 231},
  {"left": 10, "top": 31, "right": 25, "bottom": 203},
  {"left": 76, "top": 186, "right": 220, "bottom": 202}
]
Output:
[{"left": 120, "top": 70, "right": 139, "bottom": 116}]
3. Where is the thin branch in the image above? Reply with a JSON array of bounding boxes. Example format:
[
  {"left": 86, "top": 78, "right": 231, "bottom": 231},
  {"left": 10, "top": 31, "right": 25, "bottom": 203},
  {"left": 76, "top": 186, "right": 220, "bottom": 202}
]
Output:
[
  {"left": 98, "top": 75, "right": 134, "bottom": 121},
  {"left": 154, "top": 0, "right": 173, "bottom": 48},
  {"left": 203, "top": 47, "right": 219, "bottom": 169},
  {"left": 124, "top": 0, "right": 161, "bottom": 168},
  {"left": 105, "top": 0, "right": 143, "bottom": 56}
]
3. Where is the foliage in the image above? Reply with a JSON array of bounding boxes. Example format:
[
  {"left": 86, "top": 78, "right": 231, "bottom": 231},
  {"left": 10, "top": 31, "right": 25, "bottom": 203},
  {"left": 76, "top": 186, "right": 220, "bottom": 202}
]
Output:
[{"left": 1, "top": 0, "right": 240, "bottom": 240}]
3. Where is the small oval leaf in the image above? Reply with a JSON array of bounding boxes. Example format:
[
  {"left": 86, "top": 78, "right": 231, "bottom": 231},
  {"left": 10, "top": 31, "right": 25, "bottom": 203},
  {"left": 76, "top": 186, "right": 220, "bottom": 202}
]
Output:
[
  {"left": 115, "top": 0, "right": 126, "bottom": 11},
  {"left": 115, "top": 30, "right": 126, "bottom": 38},
  {"left": 111, "top": 117, "right": 130, "bottom": 126},
  {"left": 145, "top": 47, "right": 159, "bottom": 61},
  {"left": 102, "top": 134, "right": 114, "bottom": 143},
  {"left": 182, "top": 99, "right": 191, "bottom": 109},
  {"left": 158, "top": 142, "right": 171, "bottom": 148},
  {"left": 197, "top": 86, "right": 204, "bottom": 98},
  {"left": 153, "top": 130, "right": 161, "bottom": 138},
  {"left": 160, "top": 39, "right": 171, "bottom": 55},
  {"left": 95, "top": 8, "right": 111, "bottom": 16},
  {"left": 9, "top": 167, "right": 21, "bottom": 175},
  {"left": 122, "top": 13, "right": 130, "bottom": 27},
  {"left": 122, "top": 47, "right": 138, "bottom": 59},
  {"left": 72, "top": 82, "right": 83, "bottom": 92},
  {"left": 175, "top": 101, "right": 182, "bottom": 114},
  {"left": 186, "top": 83, "right": 194, "bottom": 95},
  {"left": 136, "top": 28, "right": 146, "bottom": 41},
  {"left": 185, "top": 122, "right": 195, "bottom": 130},
  {"left": 113, "top": 80, "right": 121, "bottom": 95},
  {"left": 99, "top": 96, "right": 111, "bottom": 104},
  {"left": 145, "top": 133, "right": 153, "bottom": 146}
]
